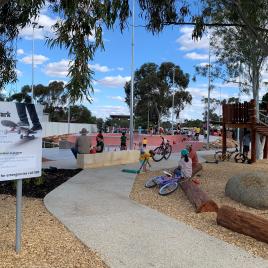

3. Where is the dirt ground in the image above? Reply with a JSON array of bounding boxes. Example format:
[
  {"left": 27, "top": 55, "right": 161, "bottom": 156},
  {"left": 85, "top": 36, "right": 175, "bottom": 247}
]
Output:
[
  {"left": 130, "top": 159, "right": 268, "bottom": 260},
  {"left": 0, "top": 195, "right": 107, "bottom": 268}
]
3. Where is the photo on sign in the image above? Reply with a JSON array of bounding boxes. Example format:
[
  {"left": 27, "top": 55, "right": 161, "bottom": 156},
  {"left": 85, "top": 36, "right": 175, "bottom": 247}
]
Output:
[{"left": 0, "top": 102, "right": 43, "bottom": 181}]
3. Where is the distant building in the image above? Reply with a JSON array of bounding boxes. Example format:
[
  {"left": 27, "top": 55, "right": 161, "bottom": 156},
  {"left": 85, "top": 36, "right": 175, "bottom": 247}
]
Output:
[{"left": 110, "top": 114, "right": 130, "bottom": 120}]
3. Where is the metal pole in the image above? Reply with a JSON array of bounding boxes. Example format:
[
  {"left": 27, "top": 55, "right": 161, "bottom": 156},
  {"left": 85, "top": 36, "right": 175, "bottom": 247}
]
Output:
[
  {"left": 67, "top": 100, "right": 71, "bottom": 134},
  {"left": 206, "top": 39, "right": 211, "bottom": 149},
  {"left": 147, "top": 102, "right": 150, "bottom": 130},
  {"left": 16, "top": 179, "right": 22, "bottom": 253},
  {"left": 172, "top": 68, "right": 175, "bottom": 135},
  {"left": 129, "top": 0, "right": 135, "bottom": 149},
  {"left": 31, "top": 25, "right": 35, "bottom": 104},
  {"left": 237, "top": 70, "right": 241, "bottom": 150}
]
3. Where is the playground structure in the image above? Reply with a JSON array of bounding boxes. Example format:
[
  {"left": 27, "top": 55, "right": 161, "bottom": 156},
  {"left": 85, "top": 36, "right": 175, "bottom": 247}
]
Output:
[{"left": 222, "top": 99, "right": 268, "bottom": 162}]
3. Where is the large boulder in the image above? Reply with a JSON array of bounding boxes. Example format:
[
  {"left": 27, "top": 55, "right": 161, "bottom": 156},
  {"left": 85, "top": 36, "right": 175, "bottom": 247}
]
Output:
[{"left": 225, "top": 172, "right": 268, "bottom": 209}]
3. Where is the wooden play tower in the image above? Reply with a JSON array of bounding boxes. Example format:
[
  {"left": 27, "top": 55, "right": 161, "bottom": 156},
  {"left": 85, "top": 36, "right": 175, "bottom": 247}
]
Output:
[{"left": 222, "top": 99, "right": 268, "bottom": 163}]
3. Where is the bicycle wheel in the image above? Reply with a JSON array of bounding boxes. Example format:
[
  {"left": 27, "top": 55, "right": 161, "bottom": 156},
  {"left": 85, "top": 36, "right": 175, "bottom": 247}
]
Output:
[
  {"left": 234, "top": 153, "right": 246, "bottom": 163},
  {"left": 144, "top": 177, "right": 157, "bottom": 188},
  {"left": 152, "top": 147, "right": 165, "bottom": 162},
  {"left": 164, "top": 144, "right": 172, "bottom": 160},
  {"left": 214, "top": 152, "right": 222, "bottom": 161},
  {"left": 159, "top": 182, "right": 178, "bottom": 196}
]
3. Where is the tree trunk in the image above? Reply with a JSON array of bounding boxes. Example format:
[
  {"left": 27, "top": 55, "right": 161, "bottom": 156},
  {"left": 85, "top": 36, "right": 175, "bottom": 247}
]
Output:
[
  {"left": 180, "top": 180, "right": 218, "bottom": 213},
  {"left": 256, "top": 135, "right": 266, "bottom": 159},
  {"left": 252, "top": 64, "right": 263, "bottom": 160},
  {"left": 217, "top": 206, "right": 268, "bottom": 243}
]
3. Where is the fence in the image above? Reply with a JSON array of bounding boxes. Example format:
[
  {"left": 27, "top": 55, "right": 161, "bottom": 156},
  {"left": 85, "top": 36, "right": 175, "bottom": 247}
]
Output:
[{"left": 42, "top": 122, "right": 97, "bottom": 137}]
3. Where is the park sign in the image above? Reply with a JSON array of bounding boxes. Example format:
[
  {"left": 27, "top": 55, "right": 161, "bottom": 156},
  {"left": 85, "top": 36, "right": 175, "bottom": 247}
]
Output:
[{"left": 0, "top": 101, "right": 43, "bottom": 181}]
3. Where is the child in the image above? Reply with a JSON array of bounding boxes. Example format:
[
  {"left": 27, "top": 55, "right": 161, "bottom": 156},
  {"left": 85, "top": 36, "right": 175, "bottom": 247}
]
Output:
[
  {"left": 177, "top": 149, "right": 192, "bottom": 179},
  {"left": 139, "top": 142, "right": 153, "bottom": 172},
  {"left": 120, "top": 132, "right": 127, "bottom": 150},
  {"left": 96, "top": 130, "right": 104, "bottom": 153},
  {"left": 142, "top": 137, "right": 147, "bottom": 148}
]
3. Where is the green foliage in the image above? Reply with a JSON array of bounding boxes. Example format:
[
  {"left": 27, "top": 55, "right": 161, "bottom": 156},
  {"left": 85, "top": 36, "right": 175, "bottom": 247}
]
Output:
[
  {"left": 182, "top": 119, "right": 203, "bottom": 128},
  {"left": 34, "top": 177, "right": 45, "bottom": 186},
  {"left": 1, "top": 0, "right": 268, "bottom": 100},
  {"left": 96, "top": 118, "right": 104, "bottom": 131},
  {"left": 69, "top": 105, "right": 97, "bottom": 124},
  {"left": 124, "top": 62, "right": 190, "bottom": 126},
  {"left": 162, "top": 120, "right": 172, "bottom": 129},
  {"left": 201, "top": 97, "right": 221, "bottom": 122}
]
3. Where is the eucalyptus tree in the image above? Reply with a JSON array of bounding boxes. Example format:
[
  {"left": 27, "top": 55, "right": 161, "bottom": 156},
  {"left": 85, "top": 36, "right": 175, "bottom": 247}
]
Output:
[{"left": 124, "top": 62, "right": 190, "bottom": 127}]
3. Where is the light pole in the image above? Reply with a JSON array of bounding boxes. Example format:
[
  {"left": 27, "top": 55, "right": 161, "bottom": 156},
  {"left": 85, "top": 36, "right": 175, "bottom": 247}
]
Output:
[
  {"left": 171, "top": 67, "right": 175, "bottom": 135},
  {"left": 129, "top": 0, "right": 135, "bottom": 149},
  {"left": 67, "top": 101, "right": 71, "bottom": 134},
  {"left": 147, "top": 101, "right": 150, "bottom": 130},
  {"left": 31, "top": 22, "right": 44, "bottom": 104},
  {"left": 206, "top": 38, "right": 211, "bottom": 150}
]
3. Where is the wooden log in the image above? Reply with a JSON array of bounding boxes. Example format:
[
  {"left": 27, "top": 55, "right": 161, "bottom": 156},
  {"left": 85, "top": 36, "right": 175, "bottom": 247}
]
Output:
[
  {"left": 192, "top": 163, "right": 202, "bottom": 175},
  {"left": 180, "top": 180, "right": 218, "bottom": 213},
  {"left": 217, "top": 206, "right": 268, "bottom": 244}
]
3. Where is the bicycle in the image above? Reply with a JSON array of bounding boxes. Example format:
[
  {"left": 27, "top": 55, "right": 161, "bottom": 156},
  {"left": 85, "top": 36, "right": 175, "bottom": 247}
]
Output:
[
  {"left": 214, "top": 145, "right": 239, "bottom": 161},
  {"left": 144, "top": 170, "right": 187, "bottom": 196},
  {"left": 234, "top": 151, "right": 249, "bottom": 163},
  {"left": 152, "top": 137, "right": 172, "bottom": 162}
]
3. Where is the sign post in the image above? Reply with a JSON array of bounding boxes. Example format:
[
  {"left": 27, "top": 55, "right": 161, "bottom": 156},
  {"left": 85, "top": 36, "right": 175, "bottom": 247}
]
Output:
[
  {"left": 0, "top": 101, "right": 43, "bottom": 253},
  {"left": 16, "top": 179, "right": 22, "bottom": 253}
]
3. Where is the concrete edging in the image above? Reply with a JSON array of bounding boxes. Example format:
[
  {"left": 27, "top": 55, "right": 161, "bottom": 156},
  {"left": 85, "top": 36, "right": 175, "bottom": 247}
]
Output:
[{"left": 77, "top": 150, "right": 140, "bottom": 169}]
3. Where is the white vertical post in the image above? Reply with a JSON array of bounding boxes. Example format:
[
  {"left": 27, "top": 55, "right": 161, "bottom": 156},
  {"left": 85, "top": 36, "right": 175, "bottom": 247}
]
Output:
[
  {"left": 206, "top": 39, "right": 211, "bottom": 149},
  {"left": 16, "top": 179, "right": 22, "bottom": 253},
  {"left": 31, "top": 25, "right": 35, "bottom": 104},
  {"left": 147, "top": 102, "right": 150, "bottom": 130},
  {"left": 129, "top": 0, "right": 135, "bottom": 149},
  {"left": 67, "top": 100, "right": 71, "bottom": 134},
  {"left": 172, "top": 68, "right": 175, "bottom": 135}
]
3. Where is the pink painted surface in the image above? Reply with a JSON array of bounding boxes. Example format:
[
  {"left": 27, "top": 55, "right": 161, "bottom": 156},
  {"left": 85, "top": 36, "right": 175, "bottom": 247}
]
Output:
[{"left": 67, "top": 134, "right": 204, "bottom": 153}]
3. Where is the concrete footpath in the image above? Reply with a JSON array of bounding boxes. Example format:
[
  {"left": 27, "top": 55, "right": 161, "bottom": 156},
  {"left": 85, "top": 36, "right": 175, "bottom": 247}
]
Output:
[{"left": 44, "top": 152, "right": 268, "bottom": 268}]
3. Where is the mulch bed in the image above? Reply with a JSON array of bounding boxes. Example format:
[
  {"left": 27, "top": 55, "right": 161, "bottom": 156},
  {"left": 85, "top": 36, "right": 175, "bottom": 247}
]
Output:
[
  {"left": 0, "top": 168, "right": 82, "bottom": 198},
  {"left": 130, "top": 159, "right": 268, "bottom": 259}
]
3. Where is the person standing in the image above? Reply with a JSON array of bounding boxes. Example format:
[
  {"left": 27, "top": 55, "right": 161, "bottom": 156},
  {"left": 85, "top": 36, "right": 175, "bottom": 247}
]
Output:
[
  {"left": 242, "top": 131, "right": 251, "bottom": 158},
  {"left": 142, "top": 137, "right": 148, "bottom": 148},
  {"left": 120, "top": 132, "right": 127, "bottom": 150},
  {"left": 71, "top": 128, "right": 91, "bottom": 159}
]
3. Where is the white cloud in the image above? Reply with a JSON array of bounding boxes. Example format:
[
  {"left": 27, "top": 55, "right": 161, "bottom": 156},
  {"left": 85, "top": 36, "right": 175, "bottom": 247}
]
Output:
[
  {"left": 196, "top": 62, "right": 209, "bottom": 67},
  {"left": 117, "top": 67, "right": 124, "bottom": 71},
  {"left": 21, "top": 54, "right": 49, "bottom": 65},
  {"left": 16, "top": 69, "right": 23, "bottom": 77},
  {"left": 89, "top": 63, "right": 112, "bottom": 72},
  {"left": 108, "top": 96, "right": 125, "bottom": 102},
  {"left": 44, "top": 59, "right": 70, "bottom": 77},
  {"left": 184, "top": 52, "right": 209, "bottom": 60},
  {"left": 98, "top": 75, "right": 131, "bottom": 87},
  {"left": 176, "top": 27, "right": 209, "bottom": 51},
  {"left": 93, "top": 88, "right": 101, "bottom": 93},
  {"left": 17, "top": 49, "right": 24, "bottom": 55},
  {"left": 19, "top": 14, "right": 58, "bottom": 40}
]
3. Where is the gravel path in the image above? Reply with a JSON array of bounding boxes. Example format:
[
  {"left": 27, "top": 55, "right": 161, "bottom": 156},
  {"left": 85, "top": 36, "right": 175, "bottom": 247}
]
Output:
[
  {"left": 130, "top": 159, "right": 268, "bottom": 260},
  {"left": 0, "top": 195, "right": 107, "bottom": 268}
]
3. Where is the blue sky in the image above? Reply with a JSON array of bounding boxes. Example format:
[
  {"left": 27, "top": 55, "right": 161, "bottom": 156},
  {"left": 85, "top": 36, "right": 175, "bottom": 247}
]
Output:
[{"left": 6, "top": 5, "right": 268, "bottom": 121}]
